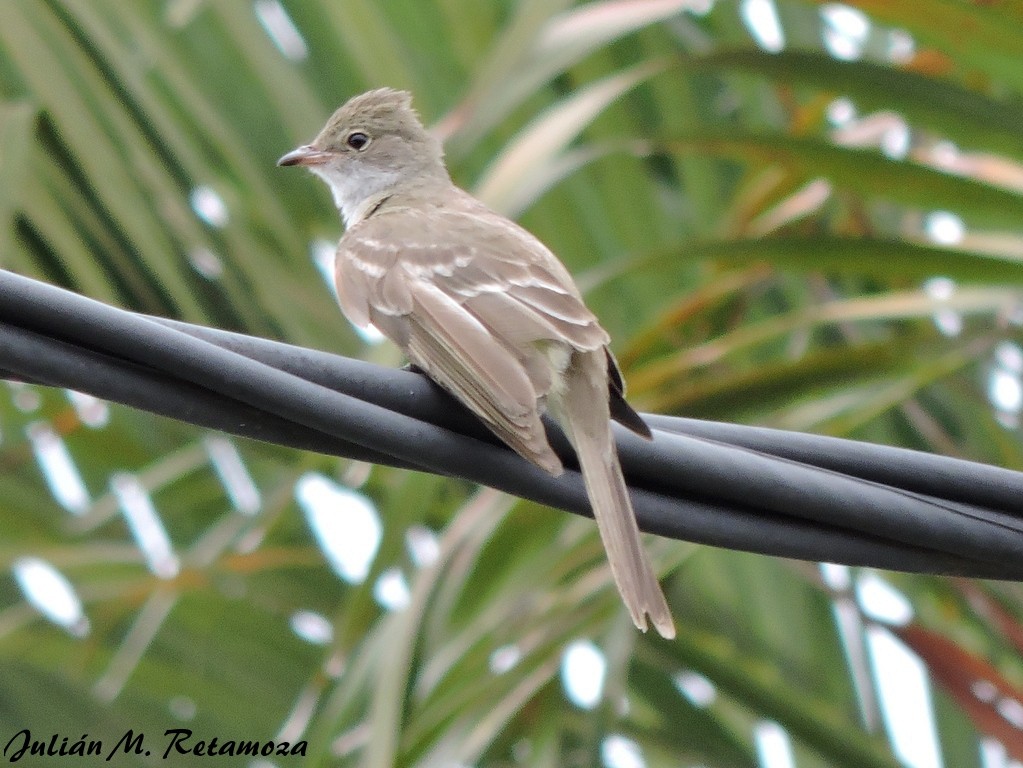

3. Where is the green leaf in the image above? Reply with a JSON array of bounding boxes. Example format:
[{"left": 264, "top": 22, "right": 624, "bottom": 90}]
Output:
[
  {"left": 0, "top": 100, "right": 35, "bottom": 261},
  {"left": 475, "top": 60, "right": 665, "bottom": 215},
  {"left": 657, "top": 133, "right": 1023, "bottom": 231},
  {"left": 633, "top": 237, "right": 1023, "bottom": 286},
  {"left": 448, "top": 0, "right": 691, "bottom": 153},
  {"left": 682, "top": 49, "right": 1023, "bottom": 159}
]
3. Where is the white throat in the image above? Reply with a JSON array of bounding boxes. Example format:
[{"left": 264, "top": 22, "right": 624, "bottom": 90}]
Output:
[{"left": 310, "top": 164, "right": 400, "bottom": 228}]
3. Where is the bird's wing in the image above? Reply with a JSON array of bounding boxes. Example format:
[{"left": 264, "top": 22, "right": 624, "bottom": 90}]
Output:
[{"left": 335, "top": 204, "right": 609, "bottom": 473}]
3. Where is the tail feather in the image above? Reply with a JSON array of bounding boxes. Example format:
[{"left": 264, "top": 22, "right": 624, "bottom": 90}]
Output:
[{"left": 556, "top": 352, "right": 675, "bottom": 639}]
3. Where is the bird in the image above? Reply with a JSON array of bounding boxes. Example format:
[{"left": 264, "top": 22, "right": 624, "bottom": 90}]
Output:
[{"left": 278, "top": 88, "right": 674, "bottom": 638}]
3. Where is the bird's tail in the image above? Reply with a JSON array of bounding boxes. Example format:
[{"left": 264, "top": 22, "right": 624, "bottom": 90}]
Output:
[{"left": 556, "top": 352, "right": 675, "bottom": 639}]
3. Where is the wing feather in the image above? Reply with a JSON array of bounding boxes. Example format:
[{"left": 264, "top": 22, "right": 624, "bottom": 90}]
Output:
[
  {"left": 336, "top": 203, "right": 616, "bottom": 472},
  {"left": 334, "top": 248, "right": 373, "bottom": 327},
  {"left": 405, "top": 280, "right": 562, "bottom": 473},
  {"left": 410, "top": 279, "right": 535, "bottom": 417},
  {"left": 379, "top": 265, "right": 414, "bottom": 314}
]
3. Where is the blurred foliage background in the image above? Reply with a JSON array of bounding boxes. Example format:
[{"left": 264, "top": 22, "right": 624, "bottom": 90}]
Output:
[{"left": 2, "top": 0, "right": 1023, "bottom": 766}]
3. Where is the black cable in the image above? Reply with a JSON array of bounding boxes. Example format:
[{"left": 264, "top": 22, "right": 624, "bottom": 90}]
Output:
[
  {"left": 0, "top": 321, "right": 412, "bottom": 468},
  {"left": 2, "top": 269, "right": 1022, "bottom": 578},
  {"left": 153, "top": 317, "right": 1023, "bottom": 571},
  {"left": 645, "top": 415, "right": 1023, "bottom": 514}
]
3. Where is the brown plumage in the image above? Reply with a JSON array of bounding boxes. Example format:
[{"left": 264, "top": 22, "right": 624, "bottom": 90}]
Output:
[{"left": 279, "top": 88, "right": 674, "bottom": 638}]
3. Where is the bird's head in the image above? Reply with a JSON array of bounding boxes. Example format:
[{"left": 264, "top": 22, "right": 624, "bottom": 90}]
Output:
[{"left": 278, "top": 88, "right": 448, "bottom": 225}]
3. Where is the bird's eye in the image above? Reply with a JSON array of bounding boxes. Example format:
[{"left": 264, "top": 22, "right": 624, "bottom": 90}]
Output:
[{"left": 346, "top": 132, "right": 370, "bottom": 150}]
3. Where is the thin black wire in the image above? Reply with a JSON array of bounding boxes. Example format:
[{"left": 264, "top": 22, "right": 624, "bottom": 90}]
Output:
[{"left": 2, "top": 269, "right": 1022, "bottom": 579}]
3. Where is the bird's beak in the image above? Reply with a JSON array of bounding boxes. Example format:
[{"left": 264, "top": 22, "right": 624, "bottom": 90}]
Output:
[{"left": 277, "top": 145, "right": 332, "bottom": 167}]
